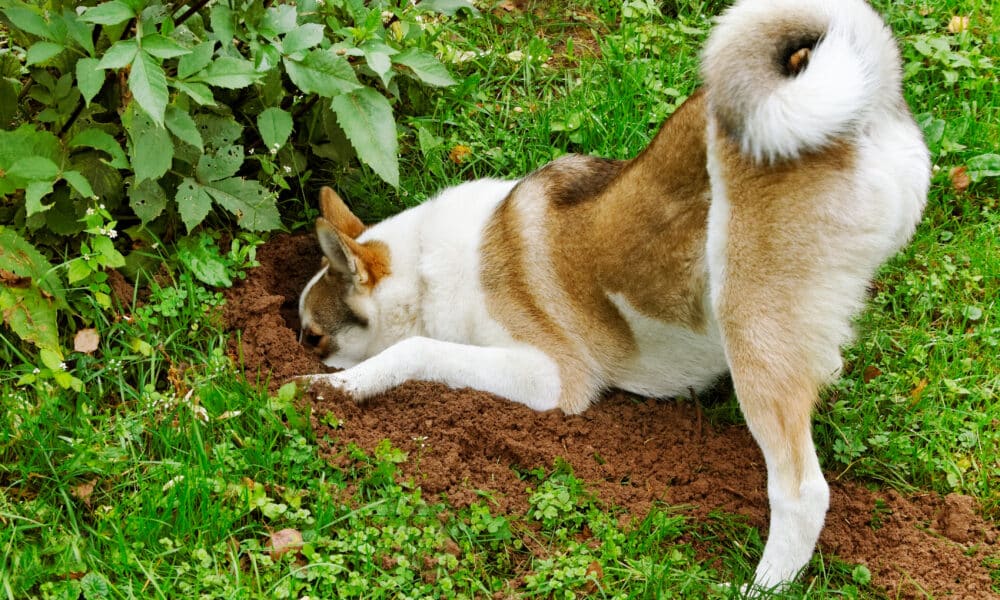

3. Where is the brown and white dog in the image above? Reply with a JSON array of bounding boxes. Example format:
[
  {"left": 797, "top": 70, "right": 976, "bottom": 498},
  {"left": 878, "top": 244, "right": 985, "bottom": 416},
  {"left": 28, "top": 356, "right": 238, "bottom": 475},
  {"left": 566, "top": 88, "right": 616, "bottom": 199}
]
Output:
[{"left": 298, "top": 0, "right": 929, "bottom": 591}]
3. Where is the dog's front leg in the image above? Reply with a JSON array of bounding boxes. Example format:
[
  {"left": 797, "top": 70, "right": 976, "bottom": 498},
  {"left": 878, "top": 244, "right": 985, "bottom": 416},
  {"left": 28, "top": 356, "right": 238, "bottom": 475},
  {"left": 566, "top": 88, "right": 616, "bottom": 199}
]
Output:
[{"left": 302, "top": 336, "right": 563, "bottom": 411}]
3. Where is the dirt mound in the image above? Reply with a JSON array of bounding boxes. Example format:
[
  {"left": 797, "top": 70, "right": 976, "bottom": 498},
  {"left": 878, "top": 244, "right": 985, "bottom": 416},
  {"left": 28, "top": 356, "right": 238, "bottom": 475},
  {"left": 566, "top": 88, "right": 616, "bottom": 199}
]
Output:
[{"left": 225, "top": 234, "right": 999, "bottom": 598}]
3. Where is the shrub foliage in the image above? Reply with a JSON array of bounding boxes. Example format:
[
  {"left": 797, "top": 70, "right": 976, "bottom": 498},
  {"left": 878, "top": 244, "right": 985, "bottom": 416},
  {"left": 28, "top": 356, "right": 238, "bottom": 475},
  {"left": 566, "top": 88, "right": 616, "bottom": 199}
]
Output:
[{"left": 0, "top": 0, "right": 472, "bottom": 378}]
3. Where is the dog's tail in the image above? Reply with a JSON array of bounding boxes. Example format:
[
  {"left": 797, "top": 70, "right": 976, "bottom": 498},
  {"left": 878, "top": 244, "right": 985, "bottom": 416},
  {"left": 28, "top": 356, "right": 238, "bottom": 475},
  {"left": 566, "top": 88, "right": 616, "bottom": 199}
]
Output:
[{"left": 701, "top": 0, "right": 902, "bottom": 162}]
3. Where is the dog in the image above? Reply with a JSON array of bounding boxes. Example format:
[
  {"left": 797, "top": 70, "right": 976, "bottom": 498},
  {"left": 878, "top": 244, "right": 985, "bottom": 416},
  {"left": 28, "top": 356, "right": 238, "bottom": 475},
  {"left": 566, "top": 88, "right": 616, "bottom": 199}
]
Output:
[{"left": 297, "top": 0, "right": 929, "bottom": 591}]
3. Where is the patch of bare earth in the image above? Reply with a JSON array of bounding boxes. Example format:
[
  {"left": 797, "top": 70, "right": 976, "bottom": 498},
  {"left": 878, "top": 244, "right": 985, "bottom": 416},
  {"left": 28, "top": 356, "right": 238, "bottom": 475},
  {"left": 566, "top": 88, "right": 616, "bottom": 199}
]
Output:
[{"left": 225, "top": 234, "right": 999, "bottom": 599}]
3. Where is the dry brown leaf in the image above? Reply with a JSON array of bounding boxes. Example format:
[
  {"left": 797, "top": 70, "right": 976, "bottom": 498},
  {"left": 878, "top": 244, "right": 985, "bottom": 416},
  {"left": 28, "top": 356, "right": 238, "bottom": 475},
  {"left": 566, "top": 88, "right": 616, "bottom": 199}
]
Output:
[
  {"left": 863, "top": 365, "right": 882, "bottom": 383},
  {"left": 947, "top": 15, "right": 970, "bottom": 34},
  {"left": 267, "top": 528, "right": 303, "bottom": 560},
  {"left": 949, "top": 165, "right": 971, "bottom": 193},
  {"left": 74, "top": 328, "right": 100, "bottom": 354},
  {"left": 71, "top": 479, "right": 97, "bottom": 507},
  {"left": 448, "top": 145, "right": 472, "bottom": 165},
  {"left": 911, "top": 378, "right": 929, "bottom": 401}
]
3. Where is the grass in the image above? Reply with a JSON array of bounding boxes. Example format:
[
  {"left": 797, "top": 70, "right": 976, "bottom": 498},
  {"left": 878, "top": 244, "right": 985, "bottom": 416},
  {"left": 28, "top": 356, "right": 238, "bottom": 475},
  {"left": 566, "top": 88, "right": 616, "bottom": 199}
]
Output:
[{"left": 2, "top": 0, "right": 999, "bottom": 598}]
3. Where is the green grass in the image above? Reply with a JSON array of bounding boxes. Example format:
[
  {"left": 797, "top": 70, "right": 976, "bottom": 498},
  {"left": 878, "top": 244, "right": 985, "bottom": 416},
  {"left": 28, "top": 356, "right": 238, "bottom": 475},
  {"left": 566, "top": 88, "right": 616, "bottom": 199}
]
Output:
[{"left": 2, "top": 0, "right": 999, "bottom": 598}]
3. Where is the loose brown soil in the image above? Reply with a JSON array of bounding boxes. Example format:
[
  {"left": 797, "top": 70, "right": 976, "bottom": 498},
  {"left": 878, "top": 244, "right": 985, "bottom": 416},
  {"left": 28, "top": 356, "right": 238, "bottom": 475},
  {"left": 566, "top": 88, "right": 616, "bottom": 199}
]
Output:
[{"left": 225, "top": 233, "right": 999, "bottom": 599}]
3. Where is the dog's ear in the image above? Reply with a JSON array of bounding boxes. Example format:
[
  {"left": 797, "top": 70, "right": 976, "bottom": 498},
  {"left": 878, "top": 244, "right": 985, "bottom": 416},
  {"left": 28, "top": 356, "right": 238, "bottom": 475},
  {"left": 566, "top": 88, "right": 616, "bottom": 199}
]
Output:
[
  {"left": 319, "top": 187, "right": 365, "bottom": 238},
  {"left": 316, "top": 218, "right": 390, "bottom": 288}
]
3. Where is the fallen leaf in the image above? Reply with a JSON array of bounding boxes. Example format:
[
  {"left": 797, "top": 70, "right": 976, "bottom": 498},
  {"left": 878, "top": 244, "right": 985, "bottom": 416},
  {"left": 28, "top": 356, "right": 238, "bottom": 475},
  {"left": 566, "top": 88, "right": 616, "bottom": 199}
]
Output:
[
  {"left": 863, "top": 365, "right": 882, "bottom": 383},
  {"left": 584, "top": 561, "right": 604, "bottom": 593},
  {"left": 947, "top": 15, "right": 970, "bottom": 34},
  {"left": 71, "top": 479, "right": 97, "bottom": 507},
  {"left": 448, "top": 145, "right": 472, "bottom": 164},
  {"left": 267, "top": 528, "right": 303, "bottom": 560},
  {"left": 910, "top": 378, "right": 929, "bottom": 401},
  {"left": 497, "top": 1, "right": 517, "bottom": 11},
  {"left": 949, "top": 165, "right": 970, "bottom": 193},
  {"left": 74, "top": 328, "right": 100, "bottom": 354}
]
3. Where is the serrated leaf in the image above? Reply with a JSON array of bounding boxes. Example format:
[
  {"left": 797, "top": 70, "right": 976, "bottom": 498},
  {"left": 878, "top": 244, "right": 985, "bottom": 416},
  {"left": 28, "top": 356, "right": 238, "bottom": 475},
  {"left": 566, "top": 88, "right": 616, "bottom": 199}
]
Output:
[
  {"left": 262, "top": 5, "right": 298, "bottom": 36},
  {"left": 129, "top": 51, "right": 168, "bottom": 126},
  {"left": 165, "top": 106, "right": 203, "bottom": 151},
  {"left": 171, "top": 80, "right": 216, "bottom": 106},
  {"left": 196, "top": 145, "right": 244, "bottom": 182},
  {"left": 141, "top": 34, "right": 190, "bottom": 59},
  {"left": 69, "top": 129, "right": 129, "bottom": 169},
  {"left": 91, "top": 235, "right": 125, "bottom": 268},
  {"left": 283, "top": 50, "right": 362, "bottom": 98},
  {"left": 26, "top": 42, "right": 65, "bottom": 66},
  {"left": 282, "top": 23, "right": 325, "bottom": 55},
  {"left": 3, "top": 6, "right": 52, "bottom": 39},
  {"left": 175, "top": 178, "right": 213, "bottom": 231},
  {"left": 76, "top": 58, "right": 105, "bottom": 106},
  {"left": 127, "top": 107, "right": 173, "bottom": 183},
  {"left": 178, "top": 41, "right": 215, "bottom": 79},
  {"left": 130, "top": 178, "right": 167, "bottom": 223},
  {"left": 24, "top": 181, "right": 53, "bottom": 217},
  {"left": 362, "top": 42, "right": 393, "bottom": 86},
  {"left": 97, "top": 39, "right": 138, "bottom": 70},
  {"left": 203, "top": 177, "right": 281, "bottom": 231},
  {"left": 62, "top": 9, "right": 96, "bottom": 56},
  {"left": 25, "top": 181, "right": 55, "bottom": 216},
  {"left": 0, "top": 286, "right": 60, "bottom": 352},
  {"left": 257, "top": 107, "right": 293, "bottom": 152},
  {"left": 210, "top": 4, "right": 235, "bottom": 47},
  {"left": 417, "top": 0, "right": 478, "bottom": 16},
  {"left": 193, "top": 56, "right": 260, "bottom": 89},
  {"left": 176, "top": 234, "right": 233, "bottom": 287},
  {"left": 194, "top": 114, "right": 243, "bottom": 150},
  {"left": 0, "top": 227, "right": 61, "bottom": 301},
  {"left": 62, "top": 170, "right": 95, "bottom": 199},
  {"left": 80, "top": 1, "right": 135, "bottom": 26},
  {"left": 392, "top": 48, "right": 456, "bottom": 87},
  {"left": 79, "top": 571, "right": 110, "bottom": 600},
  {"left": 7, "top": 156, "right": 60, "bottom": 181},
  {"left": 331, "top": 88, "right": 398, "bottom": 187}
]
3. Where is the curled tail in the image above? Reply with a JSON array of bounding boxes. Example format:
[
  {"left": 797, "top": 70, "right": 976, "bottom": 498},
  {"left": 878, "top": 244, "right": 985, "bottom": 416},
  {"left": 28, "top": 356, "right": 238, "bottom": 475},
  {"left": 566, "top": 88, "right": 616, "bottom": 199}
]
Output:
[{"left": 701, "top": 0, "right": 903, "bottom": 162}]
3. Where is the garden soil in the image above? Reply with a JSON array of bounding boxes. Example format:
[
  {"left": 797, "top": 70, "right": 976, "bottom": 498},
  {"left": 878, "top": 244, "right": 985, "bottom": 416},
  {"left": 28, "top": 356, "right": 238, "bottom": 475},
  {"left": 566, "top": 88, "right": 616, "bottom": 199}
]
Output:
[{"left": 225, "top": 233, "right": 999, "bottom": 599}]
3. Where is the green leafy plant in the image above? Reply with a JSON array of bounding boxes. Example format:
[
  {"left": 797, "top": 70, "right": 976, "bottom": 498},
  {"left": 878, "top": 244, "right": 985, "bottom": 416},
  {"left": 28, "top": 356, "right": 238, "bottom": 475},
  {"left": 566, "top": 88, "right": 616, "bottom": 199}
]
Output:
[{"left": 1, "top": 0, "right": 472, "bottom": 363}]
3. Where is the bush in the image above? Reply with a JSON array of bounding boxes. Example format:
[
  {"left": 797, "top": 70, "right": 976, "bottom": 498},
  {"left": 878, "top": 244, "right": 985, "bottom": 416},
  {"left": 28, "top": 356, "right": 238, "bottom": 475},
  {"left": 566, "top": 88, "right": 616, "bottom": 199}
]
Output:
[{"left": 0, "top": 0, "right": 474, "bottom": 381}]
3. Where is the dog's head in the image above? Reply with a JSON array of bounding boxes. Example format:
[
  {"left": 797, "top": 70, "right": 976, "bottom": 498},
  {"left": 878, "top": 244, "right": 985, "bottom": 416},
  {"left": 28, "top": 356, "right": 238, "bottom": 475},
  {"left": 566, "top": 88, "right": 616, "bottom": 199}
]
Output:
[{"left": 299, "top": 187, "right": 391, "bottom": 367}]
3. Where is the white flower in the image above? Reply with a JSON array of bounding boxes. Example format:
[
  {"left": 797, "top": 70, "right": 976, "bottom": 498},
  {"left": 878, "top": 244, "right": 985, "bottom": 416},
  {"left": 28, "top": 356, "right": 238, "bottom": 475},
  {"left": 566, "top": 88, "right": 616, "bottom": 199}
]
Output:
[
  {"left": 86, "top": 208, "right": 95, "bottom": 216},
  {"left": 58, "top": 362, "right": 67, "bottom": 370},
  {"left": 283, "top": 165, "right": 292, "bottom": 174},
  {"left": 32, "top": 367, "right": 40, "bottom": 374},
  {"left": 107, "top": 229, "right": 118, "bottom": 239},
  {"left": 162, "top": 475, "right": 185, "bottom": 492}
]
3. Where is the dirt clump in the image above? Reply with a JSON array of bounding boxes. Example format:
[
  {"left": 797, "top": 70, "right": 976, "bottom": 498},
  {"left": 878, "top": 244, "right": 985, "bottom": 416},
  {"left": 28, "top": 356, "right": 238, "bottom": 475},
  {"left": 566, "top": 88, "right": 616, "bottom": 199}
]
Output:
[{"left": 225, "top": 233, "right": 1000, "bottom": 598}]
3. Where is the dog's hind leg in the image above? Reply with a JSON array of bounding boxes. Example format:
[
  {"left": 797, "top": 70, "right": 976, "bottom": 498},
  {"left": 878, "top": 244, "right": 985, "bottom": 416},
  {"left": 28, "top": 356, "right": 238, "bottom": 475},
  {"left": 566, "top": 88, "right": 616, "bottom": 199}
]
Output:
[{"left": 721, "top": 336, "right": 830, "bottom": 591}]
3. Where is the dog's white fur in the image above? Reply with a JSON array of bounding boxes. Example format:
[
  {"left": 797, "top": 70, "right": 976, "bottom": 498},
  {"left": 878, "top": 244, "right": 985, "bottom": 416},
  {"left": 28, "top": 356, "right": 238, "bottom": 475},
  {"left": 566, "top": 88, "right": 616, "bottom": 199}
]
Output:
[{"left": 297, "top": 0, "right": 929, "bottom": 592}]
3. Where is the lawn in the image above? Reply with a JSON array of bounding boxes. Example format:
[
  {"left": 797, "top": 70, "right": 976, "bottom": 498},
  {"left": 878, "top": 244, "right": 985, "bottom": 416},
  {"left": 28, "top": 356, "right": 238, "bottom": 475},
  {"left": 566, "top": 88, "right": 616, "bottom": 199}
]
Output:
[{"left": 1, "top": 0, "right": 998, "bottom": 598}]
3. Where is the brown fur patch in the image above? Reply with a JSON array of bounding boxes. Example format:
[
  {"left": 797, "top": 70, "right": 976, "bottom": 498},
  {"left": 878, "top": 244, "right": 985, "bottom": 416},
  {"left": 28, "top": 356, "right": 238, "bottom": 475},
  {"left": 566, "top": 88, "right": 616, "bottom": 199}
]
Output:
[{"left": 481, "top": 91, "right": 713, "bottom": 412}]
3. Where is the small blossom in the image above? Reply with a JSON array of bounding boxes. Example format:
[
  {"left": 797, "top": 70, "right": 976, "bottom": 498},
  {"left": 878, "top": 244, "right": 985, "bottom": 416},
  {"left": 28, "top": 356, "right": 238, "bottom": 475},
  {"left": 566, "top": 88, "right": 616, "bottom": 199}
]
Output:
[
  {"left": 86, "top": 208, "right": 95, "bottom": 216},
  {"left": 162, "top": 475, "right": 185, "bottom": 492},
  {"left": 283, "top": 165, "right": 292, "bottom": 174},
  {"left": 58, "top": 362, "right": 67, "bottom": 370},
  {"left": 107, "top": 229, "right": 118, "bottom": 239},
  {"left": 33, "top": 367, "right": 40, "bottom": 374}
]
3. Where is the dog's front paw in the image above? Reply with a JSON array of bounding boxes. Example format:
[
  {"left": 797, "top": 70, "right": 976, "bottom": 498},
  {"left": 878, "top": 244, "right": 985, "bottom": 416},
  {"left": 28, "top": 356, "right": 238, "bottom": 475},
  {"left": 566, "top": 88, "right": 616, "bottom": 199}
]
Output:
[
  {"left": 291, "top": 372, "right": 361, "bottom": 400},
  {"left": 294, "top": 367, "right": 394, "bottom": 402}
]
